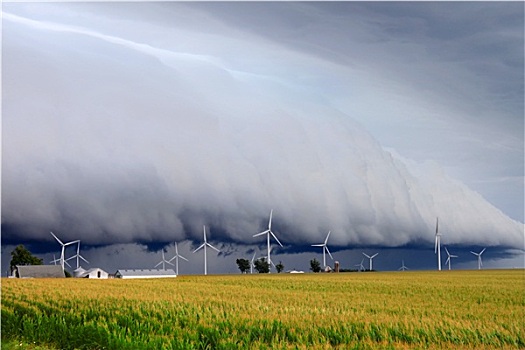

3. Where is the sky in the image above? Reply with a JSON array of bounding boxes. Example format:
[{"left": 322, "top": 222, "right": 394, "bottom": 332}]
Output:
[{"left": 1, "top": 2, "right": 524, "bottom": 275}]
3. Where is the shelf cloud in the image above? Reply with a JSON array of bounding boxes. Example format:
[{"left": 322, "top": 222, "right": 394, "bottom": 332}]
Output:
[{"left": 2, "top": 3, "right": 523, "bottom": 269}]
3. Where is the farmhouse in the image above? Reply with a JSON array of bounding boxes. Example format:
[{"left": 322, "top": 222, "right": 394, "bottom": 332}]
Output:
[
  {"left": 12, "top": 265, "right": 65, "bottom": 278},
  {"left": 114, "top": 269, "right": 177, "bottom": 279}
]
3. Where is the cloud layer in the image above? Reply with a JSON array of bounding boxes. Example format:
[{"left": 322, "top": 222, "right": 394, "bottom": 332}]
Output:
[{"left": 2, "top": 3, "right": 523, "bottom": 257}]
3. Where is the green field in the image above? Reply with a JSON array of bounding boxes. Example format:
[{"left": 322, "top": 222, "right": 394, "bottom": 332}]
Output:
[{"left": 2, "top": 270, "right": 524, "bottom": 349}]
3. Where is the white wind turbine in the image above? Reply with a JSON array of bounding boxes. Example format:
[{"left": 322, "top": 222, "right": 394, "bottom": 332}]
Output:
[
  {"left": 445, "top": 247, "right": 458, "bottom": 271},
  {"left": 253, "top": 209, "right": 283, "bottom": 270},
  {"left": 193, "top": 226, "right": 220, "bottom": 275},
  {"left": 398, "top": 260, "right": 409, "bottom": 271},
  {"left": 50, "top": 232, "right": 79, "bottom": 271},
  {"left": 311, "top": 231, "right": 333, "bottom": 268},
  {"left": 434, "top": 217, "right": 442, "bottom": 271},
  {"left": 168, "top": 242, "right": 188, "bottom": 275},
  {"left": 354, "top": 258, "right": 365, "bottom": 272},
  {"left": 470, "top": 248, "right": 486, "bottom": 270},
  {"left": 362, "top": 252, "right": 378, "bottom": 271},
  {"left": 66, "top": 241, "right": 89, "bottom": 270},
  {"left": 155, "top": 250, "right": 174, "bottom": 270}
]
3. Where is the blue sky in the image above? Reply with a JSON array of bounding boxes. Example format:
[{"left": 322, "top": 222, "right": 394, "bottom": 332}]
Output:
[{"left": 1, "top": 2, "right": 523, "bottom": 274}]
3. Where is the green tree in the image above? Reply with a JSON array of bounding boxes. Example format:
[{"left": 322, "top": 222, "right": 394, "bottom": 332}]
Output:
[
  {"left": 275, "top": 261, "right": 284, "bottom": 273},
  {"left": 236, "top": 258, "right": 250, "bottom": 274},
  {"left": 254, "top": 258, "right": 270, "bottom": 273},
  {"left": 10, "top": 245, "right": 43, "bottom": 273},
  {"left": 310, "top": 258, "right": 321, "bottom": 273}
]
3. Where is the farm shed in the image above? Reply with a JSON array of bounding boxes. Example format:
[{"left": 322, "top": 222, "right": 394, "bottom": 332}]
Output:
[
  {"left": 75, "top": 267, "right": 109, "bottom": 279},
  {"left": 13, "top": 265, "right": 65, "bottom": 278},
  {"left": 114, "top": 269, "right": 177, "bottom": 279}
]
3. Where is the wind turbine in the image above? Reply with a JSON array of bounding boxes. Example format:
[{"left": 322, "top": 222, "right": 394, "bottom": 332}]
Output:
[
  {"left": 250, "top": 252, "right": 256, "bottom": 274},
  {"left": 155, "top": 250, "right": 174, "bottom": 270},
  {"left": 434, "top": 217, "right": 442, "bottom": 271},
  {"left": 311, "top": 231, "right": 333, "bottom": 268},
  {"left": 470, "top": 248, "right": 486, "bottom": 270},
  {"left": 168, "top": 242, "right": 188, "bottom": 275},
  {"left": 354, "top": 258, "right": 365, "bottom": 272},
  {"left": 193, "top": 226, "right": 220, "bottom": 275},
  {"left": 398, "top": 260, "right": 409, "bottom": 271},
  {"left": 362, "top": 252, "right": 378, "bottom": 271},
  {"left": 50, "top": 232, "right": 79, "bottom": 271},
  {"left": 444, "top": 247, "right": 458, "bottom": 271},
  {"left": 65, "top": 241, "right": 89, "bottom": 270},
  {"left": 253, "top": 209, "right": 283, "bottom": 270}
]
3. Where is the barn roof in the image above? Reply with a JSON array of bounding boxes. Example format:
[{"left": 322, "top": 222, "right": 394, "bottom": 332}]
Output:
[
  {"left": 16, "top": 265, "right": 65, "bottom": 278},
  {"left": 115, "top": 269, "right": 176, "bottom": 277}
]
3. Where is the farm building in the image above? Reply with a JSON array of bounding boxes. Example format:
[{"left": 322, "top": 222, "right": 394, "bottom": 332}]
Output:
[
  {"left": 114, "top": 269, "right": 177, "bottom": 279},
  {"left": 12, "top": 265, "right": 65, "bottom": 278},
  {"left": 74, "top": 267, "right": 109, "bottom": 279}
]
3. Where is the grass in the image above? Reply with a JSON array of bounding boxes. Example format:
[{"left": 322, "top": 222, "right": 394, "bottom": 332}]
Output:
[{"left": 2, "top": 270, "right": 524, "bottom": 349}]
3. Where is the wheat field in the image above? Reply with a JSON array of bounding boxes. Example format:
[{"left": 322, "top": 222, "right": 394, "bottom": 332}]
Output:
[{"left": 2, "top": 270, "right": 524, "bottom": 349}]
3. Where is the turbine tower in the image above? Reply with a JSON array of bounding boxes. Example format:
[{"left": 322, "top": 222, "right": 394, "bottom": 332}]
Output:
[
  {"left": 250, "top": 252, "right": 256, "bottom": 274},
  {"left": 444, "top": 247, "right": 458, "bottom": 271},
  {"left": 470, "top": 248, "right": 486, "bottom": 270},
  {"left": 362, "top": 252, "right": 378, "bottom": 271},
  {"left": 50, "top": 232, "right": 79, "bottom": 271},
  {"left": 66, "top": 241, "right": 89, "bottom": 270},
  {"left": 311, "top": 231, "right": 333, "bottom": 268},
  {"left": 193, "top": 226, "right": 220, "bottom": 275},
  {"left": 155, "top": 250, "right": 173, "bottom": 270},
  {"left": 168, "top": 242, "right": 188, "bottom": 275},
  {"left": 434, "top": 217, "right": 442, "bottom": 271},
  {"left": 398, "top": 260, "right": 409, "bottom": 271},
  {"left": 253, "top": 209, "right": 283, "bottom": 269}
]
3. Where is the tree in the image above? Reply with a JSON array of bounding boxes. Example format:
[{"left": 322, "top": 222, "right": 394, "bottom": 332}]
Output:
[
  {"left": 254, "top": 258, "right": 270, "bottom": 273},
  {"left": 275, "top": 261, "right": 284, "bottom": 273},
  {"left": 10, "top": 245, "right": 43, "bottom": 273},
  {"left": 236, "top": 258, "right": 250, "bottom": 274},
  {"left": 310, "top": 258, "right": 321, "bottom": 273}
]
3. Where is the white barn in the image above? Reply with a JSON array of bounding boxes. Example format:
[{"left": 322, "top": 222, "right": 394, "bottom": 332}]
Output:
[
  {"left": 75, "top": 267, "right": 109, "bottom": 279},
  {"left": 114, "top": 269, "right": 177, "bottom": 279}
]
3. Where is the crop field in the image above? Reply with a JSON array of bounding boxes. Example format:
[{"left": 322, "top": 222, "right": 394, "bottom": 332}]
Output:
[{"left": 1, "top": 270, "right": 524, "bottom": 349}]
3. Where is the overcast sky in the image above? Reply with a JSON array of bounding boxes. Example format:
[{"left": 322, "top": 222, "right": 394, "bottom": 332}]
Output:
[{"left": 2, "top": 2, "right": 523, "bottom": 274}]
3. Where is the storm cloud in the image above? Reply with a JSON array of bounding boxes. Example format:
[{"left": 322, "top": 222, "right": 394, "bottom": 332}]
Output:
[{"left": 2, "top": 2, "right": 523, "bottom": 269}]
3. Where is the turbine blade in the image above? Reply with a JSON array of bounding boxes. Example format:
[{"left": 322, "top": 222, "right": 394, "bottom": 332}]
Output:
[
  {"left": 362, "top": 253, "right": 370, "bottom": 258},
  {"left": 207, "top": 243, "right": 220, "bottom": 253},
  {"left": 64, "top": 260, "right": 72, "bottom": 268},
  {"left": 79, "top": 255, "right": 89, "bottom": 264},
  {"left": 268, "top": 209, "right": 273, "bottom": 230},
  {"left": 324, "top": 231, "right": 331, "bottom": 244},
  {"left": 312, "top": 244, "right": 324, "bottom": 247},
  {"left": 154, "top": 261, "right": 163, "bottom": 268},
  {"left": 371, "top": 253, "right": 378, "bottom": 258},
  {"left": 270, "top": 231, "right": 283, "bottom": 247},
  {"left": 480, "top": 248, "right": 486, "bottom": 255},
  {"left": 445, "top": 247, "right": 450, "bottom": 256},
  {"left": 50, "top": 232, "right": 64, "bottom": 245},
  {"left": 470, "top": 251, "right": 477, "bottom": 255},
  {"left": 203, "top": 226, "right": 207, "bottom": 243},
  {"left": 65, "top": 240, "right": 80, "bottom": 247},
  {"left": 435, "top": 217, "right": 439, "bottom": 234},
  {"left": 325, "top": 246, "right": 333, "bottom": 260},
  {"left": 166, "top": 260, "right": 175, "bottom": 266},
  {"left": 253, "top": 230, "right": 269, "bottom": 237},
  {"left": 193, "top": 243, "right": 205, "bottom": 253},
  {"left": 179, "top": 255, "right": 189, "bottom": 262}
]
